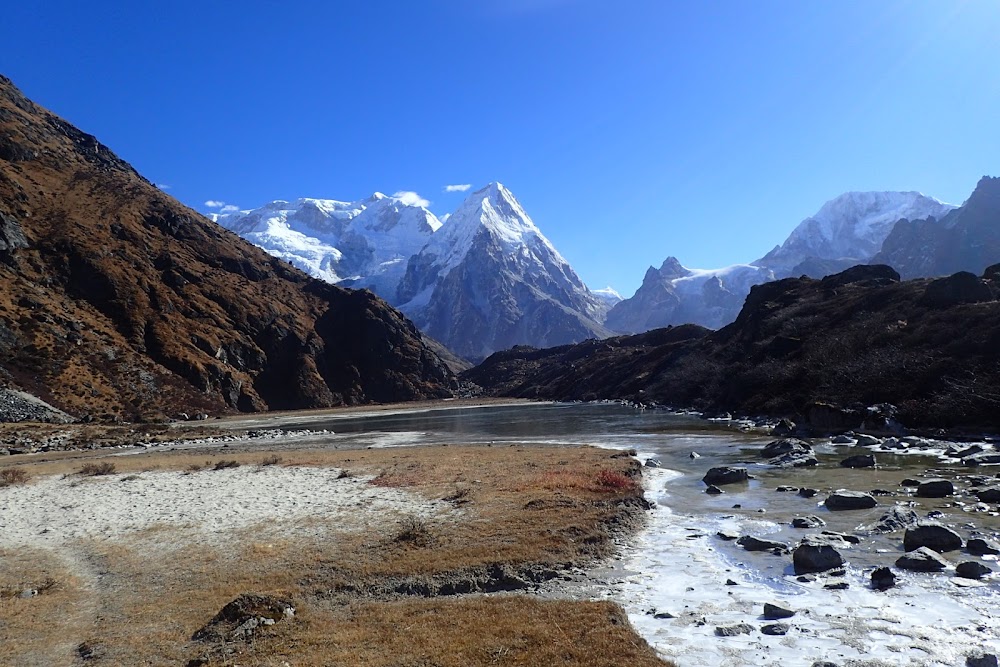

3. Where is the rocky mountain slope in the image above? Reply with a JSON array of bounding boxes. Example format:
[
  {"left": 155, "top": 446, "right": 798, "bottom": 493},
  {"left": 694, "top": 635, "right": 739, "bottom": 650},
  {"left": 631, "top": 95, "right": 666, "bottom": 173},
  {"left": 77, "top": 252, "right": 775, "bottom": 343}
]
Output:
[
  {"left": 465, "top": 265, "right": 1000, "bottom": 431},
  {"left": 0, "top": 74, "right": 454, "bottom": 421},
  {"left": 396, "top": 183, "right": 610, "bottom": 360},
  {"left": 757, "top": 191, "right": 956, "bottom": 276},
  {"left": 605, "top": 257, "right": 774, "bottom": 333},
  {"left": 873, "top": 176, "right": 1000, "bottom": 279}
]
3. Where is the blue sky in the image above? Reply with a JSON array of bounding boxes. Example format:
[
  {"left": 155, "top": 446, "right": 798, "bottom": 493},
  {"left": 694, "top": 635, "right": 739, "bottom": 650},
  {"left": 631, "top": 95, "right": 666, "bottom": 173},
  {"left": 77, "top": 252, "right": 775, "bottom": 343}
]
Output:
[{"left": 3, "top": 1, "right": 999, "bottom": 295}]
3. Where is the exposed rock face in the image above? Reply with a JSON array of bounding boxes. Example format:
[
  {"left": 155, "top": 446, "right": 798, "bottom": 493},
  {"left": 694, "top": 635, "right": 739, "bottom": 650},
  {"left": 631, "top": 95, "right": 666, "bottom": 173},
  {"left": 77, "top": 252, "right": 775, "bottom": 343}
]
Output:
[
  {"left": 874, "top": 176, "right": 1000, "bottom": 279},
  {"left": 396, "top": 183, "right": 610, "bottom": 361},
  {"left": 0, "top": 75, "right": 454, "bottom": 420},
  {"left": 606, "top": 258, "right": 774, "bottom": 333},
  {"left": 465, "top": 263, "right": 1000, "bottom": 431}
]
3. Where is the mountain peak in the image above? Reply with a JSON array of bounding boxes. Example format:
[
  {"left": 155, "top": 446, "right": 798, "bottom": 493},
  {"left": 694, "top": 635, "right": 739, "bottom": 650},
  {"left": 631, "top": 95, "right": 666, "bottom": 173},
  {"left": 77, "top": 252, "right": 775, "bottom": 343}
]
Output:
[{"left": 967, "top": 175, "right": 1000, "bottom": 208}]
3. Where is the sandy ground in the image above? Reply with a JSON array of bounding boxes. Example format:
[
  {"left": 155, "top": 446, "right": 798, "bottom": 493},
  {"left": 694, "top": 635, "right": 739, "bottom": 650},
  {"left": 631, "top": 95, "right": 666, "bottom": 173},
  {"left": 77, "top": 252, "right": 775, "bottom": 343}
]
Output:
[{"left": 0, "top": 465, "right": 450, "bottom": 549}]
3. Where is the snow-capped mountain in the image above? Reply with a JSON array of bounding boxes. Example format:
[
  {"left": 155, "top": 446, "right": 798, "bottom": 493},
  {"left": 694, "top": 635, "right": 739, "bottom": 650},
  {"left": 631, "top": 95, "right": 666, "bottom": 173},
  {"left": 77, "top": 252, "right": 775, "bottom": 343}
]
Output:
[
  {"left": 396, "top": 183, "right": 610, "bottom": 360},
  {"left": 211, "top": 194, "right": 441, "bottom": 294},
  {"left": 757, "top": 191, "right": 956, "bottom": 276},
  {"left": 606, "top": 257, "right": 774, "bottom": 333}
]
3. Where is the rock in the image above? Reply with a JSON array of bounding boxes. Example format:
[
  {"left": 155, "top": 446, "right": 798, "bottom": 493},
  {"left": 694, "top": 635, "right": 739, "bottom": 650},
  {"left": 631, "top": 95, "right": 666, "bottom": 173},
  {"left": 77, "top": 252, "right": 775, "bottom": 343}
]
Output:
[
  {"left": 921, "top": 271, "right": 994, "bottom": 308},
  {"left": 964, "top": 453, "right": 1000, "bottom": 467},
  {"left": 737, "top": 536, "right": 789, "bottom": 553},
  {"left": 812, "top": 663, "right": 839, "bottom": 667},
  {"left": 855, "top": 434, "right": 881, "bottom": 446},
  {"left": 192, "top": 593, "right": 295, "bottom": 643},
  {"left": 867, "top": 507, "right": 920, "bottom": 534},
  {"left": 645, "top": 458, "right": 662, "bottom": 468},
  {"left": 824, "top": 581, "right": 849, "bottom": 590},
  {"left": 772, "top": 419, "right": 796, "bottom": 436},
  {"left": 798, "top": 487, "right": 818, "bottom": 498},
  {"left": 805, "top": 402, "right": 862, "bottom": 433},
  {"left": 725, "top": 578, "right": 738, "bottom": 586},
  {"left": 956, "top": 561, "right": 992, "bottom": 580},
  {"left": 821, "top": 530, "right": 860, "bottom": 544},
  {"left": 761, "top": 623, "right": 789, "bottom": 635},
  {"left": 975, "top": 487, "right": 1000, "bottom": 502},
  {"left": 869, "top": 488, "right": 894, "bottom": 496},
  {"left": 761, "top": 438, "right": 812, "bottom": 459},
  {"left": 840, "top": 454, "right": 876, "bottom": 468},
  {"left": 831, "top": 434, "right": 856, "bottom": 444},
  {"left": 900, "top": 478, "right": 920, "bottom": 487},
  {"left": 705, "top": 485, "right": 724, "bottom": 495},
  {"left": 18, "top": 588, "right": 37, "bottom": 599},
  {"left": 792, "top": 515, "right": 826, "bottom": 529},
  {"left": 689, "top": 452, "right": 701, "bottom": 459},
  {"left": 916, "top": 479, "right": 954, "bottom": 498},
  {"left": 762, "top": 602, "right": 795, "bottom": 620},
  {"left": 871, "top": 566, "right": 896, "bottom": 590},
  {"left": 775, "top": 485, "right": 799, "bottom": 492},
  {"left": 896, "top": 546, "right": 950, "bottom": 572},
  {"left": 714, "top": 623, "right": 754, "bottom": 637},
  {"left": 825, "top": 490, "right": 877, "bottom": 511},
  {"left": 967, "top": 653, "right": 1000, "bottom": 667},
  {"left": 703, "top": 466, "right": 749, "bottom": 486},
  {"left": 653, "top": 611, "right": 676, "bottom": 619},
  {"left": 716, "top": 531, "right": 739, "bottom": 541},
  {"left": 955, "top": 444, "right": 986, "bottom": 459},
  {"left": 967, "top": 537, "right": 1000, "bottom": 556},
  {"left": 903, "top": 522, "right": 963, "bottom": 552},
  {"left": 793, "top": 538, "right": 845, "bottom": 574},
  {"left": 769, "top": 451, "right": 819, "bottom": 467}
]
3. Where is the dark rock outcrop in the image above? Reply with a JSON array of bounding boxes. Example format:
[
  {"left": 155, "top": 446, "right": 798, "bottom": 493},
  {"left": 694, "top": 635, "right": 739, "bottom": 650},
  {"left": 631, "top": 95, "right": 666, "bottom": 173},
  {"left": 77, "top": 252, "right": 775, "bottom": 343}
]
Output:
[
  {"left": 903, "top": 523, "right": 963, "bottom": 553},
  {"left": 956, "top": 561, "right": 992, "bottom": 580},
  {"left": 793, "top": 538, "right": 845, "bottom": 574},
  {"left": 915, "top": 479, "right": 955, "bottom": 498},
  {"left": 0, "top": 75, "right": 454, "bottom": 420},
  {"left": 896, "top": 547, "right": 949, "bottom": 572},
  {"left": 824, "top": 491, "right": 877, "bottom": 511},
  {"left": 702, "top": 466, "right": 749, "bottom": 486},
  {"left": 871, "top": 566, "right": 896, "bottom": 591}
]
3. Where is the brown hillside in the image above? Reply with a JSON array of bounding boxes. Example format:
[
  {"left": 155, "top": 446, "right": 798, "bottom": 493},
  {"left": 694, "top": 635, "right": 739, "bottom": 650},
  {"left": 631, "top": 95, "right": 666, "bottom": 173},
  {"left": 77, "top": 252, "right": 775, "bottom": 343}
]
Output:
[{"left": 0, "top": 74, "right": 454, "bottom": 421}]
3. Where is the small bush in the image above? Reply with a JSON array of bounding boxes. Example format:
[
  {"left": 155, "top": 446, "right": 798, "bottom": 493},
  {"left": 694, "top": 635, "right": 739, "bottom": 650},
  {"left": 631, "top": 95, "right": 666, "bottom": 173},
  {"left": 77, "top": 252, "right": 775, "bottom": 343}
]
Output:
[
  {"left": 336, "top": 469, "right": 353, "bottom": 480},
  {"left": 213, "top": 460, "right": 240, "bottom": 471},
  {"left": 0, "top": 468, "right": 29, "bottom": 487},
  {"left": 259, "top": 455, "right": 283, "bottom": 467},
  {"left": 79, "top": 462, "right": 117, "bottom": 476},
  {"left": 393, "top": 517, "right": 431, "bottom": 546}
]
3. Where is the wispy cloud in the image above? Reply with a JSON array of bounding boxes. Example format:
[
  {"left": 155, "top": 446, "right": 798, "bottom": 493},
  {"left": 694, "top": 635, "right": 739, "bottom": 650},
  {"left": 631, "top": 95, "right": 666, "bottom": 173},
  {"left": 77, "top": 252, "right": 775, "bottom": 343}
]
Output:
[
  {"left": 204, "top": 200, "right": 226, "bottom": 208},
  {"left": 156, "top": 183, "right": 171, "bottom": 190},
  {"left": 391, "top": 191, "right": 431, "bottom": 208},
  {"left": 439, "top": 213, "right": 451, "bottom": 223},
  {"left": 444, "top": 184, "right": 472, "bottom": 193},
  {"left": 219, "top": 204, "right": 240, "bottom": 213}
]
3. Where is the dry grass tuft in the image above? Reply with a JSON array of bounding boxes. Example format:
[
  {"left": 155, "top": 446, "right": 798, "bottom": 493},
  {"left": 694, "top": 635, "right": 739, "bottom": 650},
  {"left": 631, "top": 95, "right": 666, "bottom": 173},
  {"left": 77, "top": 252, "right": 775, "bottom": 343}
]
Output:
[
  {"left": 212, "top": 459, "right": 240, "bottom": 471},
  {"left": 78, "top": 461, "right": 116, "bottom": 476},
  {"left": 259, "top": 454, "right": 283, "bottom": 467},
  {"left": 0, "top": 467, "right": 29, "bottom": 487}
]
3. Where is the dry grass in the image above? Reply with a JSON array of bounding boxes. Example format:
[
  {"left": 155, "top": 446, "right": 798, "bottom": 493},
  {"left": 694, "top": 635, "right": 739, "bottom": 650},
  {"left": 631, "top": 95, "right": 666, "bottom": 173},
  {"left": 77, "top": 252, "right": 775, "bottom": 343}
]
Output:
[
  {"left": 0, "top": 467, "right": 29, "bottom": 487},
  {"left": 0, "top": 444, "right": 669, "bottom": 666},
  {"left": 78, "top": 461, "right": 117, "bottom": 476}
]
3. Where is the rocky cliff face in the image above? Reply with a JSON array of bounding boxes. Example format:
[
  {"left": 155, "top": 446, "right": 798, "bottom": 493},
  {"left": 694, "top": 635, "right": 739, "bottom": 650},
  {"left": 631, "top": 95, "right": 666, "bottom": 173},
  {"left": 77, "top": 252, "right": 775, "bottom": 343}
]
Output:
[
  {"left": 0, "top": 74, "right": 454, "bottom": 421},
  {"left": 396, "top": 183, "right": 610, "bottom": 361},
  {"left": 466, "top": 264, "right": 1000, "bottom": 430},
  {"left": 605, "top": 258, "right": 774, "bottom": 333},
  {"left": 873, "top": 176, "right": 1000, "bottom": 279}
]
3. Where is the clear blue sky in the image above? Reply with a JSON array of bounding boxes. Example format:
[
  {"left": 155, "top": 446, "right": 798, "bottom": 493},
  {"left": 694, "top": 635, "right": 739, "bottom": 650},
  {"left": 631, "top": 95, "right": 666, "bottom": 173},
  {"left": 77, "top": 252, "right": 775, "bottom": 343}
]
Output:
[{"left": 3, "top": 1, "right": 999, "bottom": 295}]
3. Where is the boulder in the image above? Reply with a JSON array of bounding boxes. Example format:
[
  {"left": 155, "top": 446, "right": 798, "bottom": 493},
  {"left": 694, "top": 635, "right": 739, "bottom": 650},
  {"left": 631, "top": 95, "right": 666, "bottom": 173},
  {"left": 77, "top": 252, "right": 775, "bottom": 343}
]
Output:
[
  {"left": 920, "top": 271, "right": 995, "bottom": 308},
  {"left": 793, "top": 538, "right": 845, "bottom": 574},
  {"left": 805, "top": 402, "right": 862, "bottom": 433},
  {"left": 871, "top": 566, "right": 896, "bottom": 590},
  {"left": 737, "top": 536, "right": 788, "bottom": 553},
  {"left": 821, "top": 530, "right": 860, "bottom": 545},
  {"left": 967, "top": 653, "right": 1000, "bottom": 667},
  {"left": 798, "top": 487, "right": 819, "bottom": 498},
  {"left": 825, "top": 491, "right": 877, "bottom": 511},
  {"left": 831, "top": 434, "right": 856, "bottom": 444},
  {"left": 705, "top": 485, "right": 724, "bottom": 495},
  {"left": 963, "top": 453, "right": 1000, "bottom": 467},
  {"left": 855, "top": 434, "right": 881, "bottom": 446},
  {"left": 761, "top": 623, "right": 789, "bottom": 636},
  {"left": 895, "top": 546, "right": 949, "bottom": 572},
  {"left": 644, "top": 458, "right": 662, "bottom": 468},
  {"left": 792, "top": 515, "right": 826, "bottom": 529},
  {"left": 903, "top": 522, "right": 963, "bottom": 553},
  {"left": 771, "top": 419, "right": 796, "bottom": 437},
  {"left": 768, "top": 451, "right": 818, "bottom": 467},
  {"left": 956, "top": 561, "right": 992, "bottom": 580},
  {"left": 867, "top": 507, "right": 919, "bottom": 534},
  {"left": 915, "top": 479, "right": 954, "bottom": 498},
  {"left": 967, "top": 537, "right": 1000, "bottom": 556},
  {"left": 840, "top": 454, "right": 876, "bottom": 468},
  {"left": 702, "top": 466, "right": 749, "bottom": 486},
  {"left": 762, "top": 602, "right": 795, "bottom": 620},
  {"left": 714, "top": 623, "right": 754, "bottom": 637},
  {"left": 761, "top": 438, "right": 812, "bottom": 459},
  {"left": 975, "top": 487, "right": 1000, "bottom": 502},
  {"left": 716, "top": 531, "right": 739, "bottom": 541}
]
